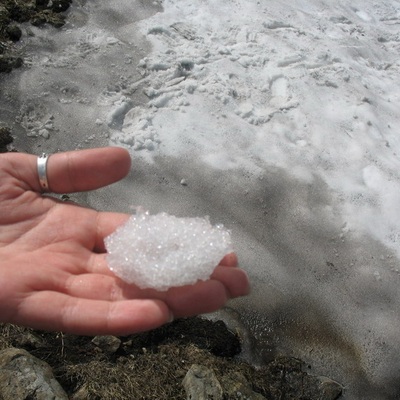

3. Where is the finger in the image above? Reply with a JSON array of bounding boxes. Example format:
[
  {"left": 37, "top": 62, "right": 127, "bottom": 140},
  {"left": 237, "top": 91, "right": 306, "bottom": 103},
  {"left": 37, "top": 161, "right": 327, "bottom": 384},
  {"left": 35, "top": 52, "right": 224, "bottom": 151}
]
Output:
[
  {"left": 210, "top": 265, "right": 250, "bottom": 298},
  {"left": 165, "top": 280, "right": 229, "bottom": 318},
  {"left": 94, "top": 212, "right": 131, "bottom": 252},
  {"left": 64, "top": 273, "right": 144, "bottom": 301},
  {"left": 89, "top": 251, "right": 239, "bottom": 276},
  {"left": 49, "top": 147, "right": 132, "bottom": 193},
  {"left": 219, "top": 252, "right": 238, "bottom": 267},
  {"left": 13, "top": 291, "right": 171, "bottom": 336},
  {"left": 64, "top": 264, "right": 249, "bottom": 304},
  {"left": 5, "top": 147, "right": 131, "bottom": 194},
  {"left": 87, "top": 253, "right": 249, "bottom": 300}
]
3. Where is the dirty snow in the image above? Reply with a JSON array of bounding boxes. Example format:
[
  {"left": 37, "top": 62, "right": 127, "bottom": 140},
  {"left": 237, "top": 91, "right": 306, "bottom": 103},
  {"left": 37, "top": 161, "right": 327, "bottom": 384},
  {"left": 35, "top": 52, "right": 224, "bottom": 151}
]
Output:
[{"left": 1, "top": 0, "right": 400, "bottom": 399}]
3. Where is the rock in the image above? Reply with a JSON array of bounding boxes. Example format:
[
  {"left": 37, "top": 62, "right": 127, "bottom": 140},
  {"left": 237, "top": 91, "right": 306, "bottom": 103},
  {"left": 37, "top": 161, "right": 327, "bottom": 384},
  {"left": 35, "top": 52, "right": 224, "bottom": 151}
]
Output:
[
  {"left": 256, "top": 357, "right": 343, "bottom": 399},
  {"left": 128, "top": 317, "right": 241, "bottom": 358},
  {"left": 315, "top": 376, "right": 344, "bottom": 399},
  {"left": 0, "top": 127, "right": 13, "bottom": 152},
  {"left": 0, "top": 347, "right": 68, "bottom": 400},
  {"left": 14, "top": 331, "right": 46, "bottom": 349},
  {"left": 300, "top": 374, "right": 344, "bottom": 400},
  {"left": 69, "top": 382, "right": 91, "bottom": 400},
  {"left": 220, "top": 371, "right": 267, "bottom": 399},
  {"left": 182, "top": 364, "right": 223, "bottom": 400},
  {"left": 50, "top": 0, "right": 73, "bottom": 13},
  {"left": 5, "top": 25, "right": 22, "bottom": 42},
  {"left": 91, "top": 335, "right": 121, "bottom": 354},
  {"left": 0, "top": 55, "right": 23, "bottom": 73}
]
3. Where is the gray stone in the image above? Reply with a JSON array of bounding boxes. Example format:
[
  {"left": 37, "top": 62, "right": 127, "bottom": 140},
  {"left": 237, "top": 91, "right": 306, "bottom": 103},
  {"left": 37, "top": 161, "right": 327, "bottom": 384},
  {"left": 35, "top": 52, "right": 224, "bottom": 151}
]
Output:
[
  {"left": 182, "top": 364, "right": 223, "bottom": 400},
  {"left": 315, "top": 376, "right": 344, "bottom": 399},
  {"left": 302, "top": 374, "right": 344, "bottom": 400},
  {"left": 0, "top": 347, "right": 68, "bottom": 400},
  {"left": 15, "top": 331, "right": 46, "bottom": 349},
  {"left": 220, "top": 371, "right": 267, "bottom": 399},
  {"left": 91, "top": 335, "right": 121, "bottom": 354},
  {"left": 69, "top": 382, "right": 90, "bottom": 400}
]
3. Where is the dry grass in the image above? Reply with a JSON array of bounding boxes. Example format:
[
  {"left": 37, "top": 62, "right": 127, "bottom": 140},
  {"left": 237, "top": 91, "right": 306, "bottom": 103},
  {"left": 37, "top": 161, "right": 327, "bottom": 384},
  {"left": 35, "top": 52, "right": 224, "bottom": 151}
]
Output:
[{"left": 0, "top": 318, "right": 328, "bottom": 400}]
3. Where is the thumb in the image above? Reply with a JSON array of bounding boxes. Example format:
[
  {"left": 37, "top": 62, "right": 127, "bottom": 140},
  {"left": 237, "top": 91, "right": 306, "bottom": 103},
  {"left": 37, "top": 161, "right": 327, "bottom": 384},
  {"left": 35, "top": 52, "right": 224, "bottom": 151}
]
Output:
[{"left": 1, "top": 147, "right": 132, "bottom": 194}]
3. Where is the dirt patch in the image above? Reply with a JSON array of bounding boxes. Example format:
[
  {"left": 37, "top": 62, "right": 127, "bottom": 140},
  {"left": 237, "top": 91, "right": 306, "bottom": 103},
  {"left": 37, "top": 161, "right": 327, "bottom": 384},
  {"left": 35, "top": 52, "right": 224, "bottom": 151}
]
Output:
[
  {"left": 0, "top": 0, "right": 72, "bottom": 146},
  {"left": 0, "top": 317, "right": 343, "bottom": 399},
  {"left": 0, "top": 0, "right": 73, "bottom": 148},
  {"left": 0, "top": 0, "right": 72, "bottom": 72}
]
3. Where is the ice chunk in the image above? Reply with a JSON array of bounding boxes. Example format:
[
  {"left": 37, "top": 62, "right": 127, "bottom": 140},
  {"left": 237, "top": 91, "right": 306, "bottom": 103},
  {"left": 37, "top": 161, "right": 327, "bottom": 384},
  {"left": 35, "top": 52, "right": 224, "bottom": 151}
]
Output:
[{"left": 105, "top": 212, "right": 233, "bottom": 291}]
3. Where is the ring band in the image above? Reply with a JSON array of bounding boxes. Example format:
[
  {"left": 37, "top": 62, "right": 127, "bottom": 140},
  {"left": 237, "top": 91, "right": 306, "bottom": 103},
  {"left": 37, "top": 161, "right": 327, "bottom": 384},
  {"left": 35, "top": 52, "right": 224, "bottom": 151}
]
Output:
[{"left": 37, "top": 153, "right": 50, "bottom": 192}]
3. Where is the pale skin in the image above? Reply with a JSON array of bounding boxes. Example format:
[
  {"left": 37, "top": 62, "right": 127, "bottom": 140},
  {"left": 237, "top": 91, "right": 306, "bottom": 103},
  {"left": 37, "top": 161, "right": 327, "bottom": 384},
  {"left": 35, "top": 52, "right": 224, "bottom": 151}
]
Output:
[{"left": 0, "top": 147, "right": 250, "bottom": 336}]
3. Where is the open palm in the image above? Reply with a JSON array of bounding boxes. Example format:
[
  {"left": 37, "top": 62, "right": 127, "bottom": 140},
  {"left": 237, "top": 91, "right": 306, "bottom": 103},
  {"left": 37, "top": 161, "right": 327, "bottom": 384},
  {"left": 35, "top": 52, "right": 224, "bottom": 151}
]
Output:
[{"left": 0, "top": 147, "right": 249, "bottom": 335}]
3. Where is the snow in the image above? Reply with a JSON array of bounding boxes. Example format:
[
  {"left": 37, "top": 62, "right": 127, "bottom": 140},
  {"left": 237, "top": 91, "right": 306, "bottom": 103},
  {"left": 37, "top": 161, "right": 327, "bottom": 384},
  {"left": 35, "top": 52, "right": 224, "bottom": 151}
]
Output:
[
  {"left": 1, "top": 0, "right": 400, "bottom": 398},
  {"left": 118, "top": 0, "right": 400, "bottom": 259}
]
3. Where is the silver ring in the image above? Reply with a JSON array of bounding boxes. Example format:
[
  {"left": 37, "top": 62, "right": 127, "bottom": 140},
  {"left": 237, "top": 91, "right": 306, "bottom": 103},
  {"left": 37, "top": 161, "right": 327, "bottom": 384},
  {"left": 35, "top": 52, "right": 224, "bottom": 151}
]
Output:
[{"left": 37, "top": 153, "right": 50, "bottom": 192}]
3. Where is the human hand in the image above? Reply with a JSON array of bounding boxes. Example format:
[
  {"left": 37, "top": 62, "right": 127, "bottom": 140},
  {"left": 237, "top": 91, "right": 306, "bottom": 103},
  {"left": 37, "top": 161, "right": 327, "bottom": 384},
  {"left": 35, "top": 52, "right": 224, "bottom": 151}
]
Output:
[{"left": 0, "top": 147, "right": 249, "bottom": 335}]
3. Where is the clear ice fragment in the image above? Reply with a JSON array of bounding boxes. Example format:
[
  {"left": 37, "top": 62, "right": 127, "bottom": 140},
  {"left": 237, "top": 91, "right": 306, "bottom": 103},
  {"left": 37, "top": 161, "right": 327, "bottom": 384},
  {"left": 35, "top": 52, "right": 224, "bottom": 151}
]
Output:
[{"left": 105, "top": 212, "right": 233, "bottom": 291}]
